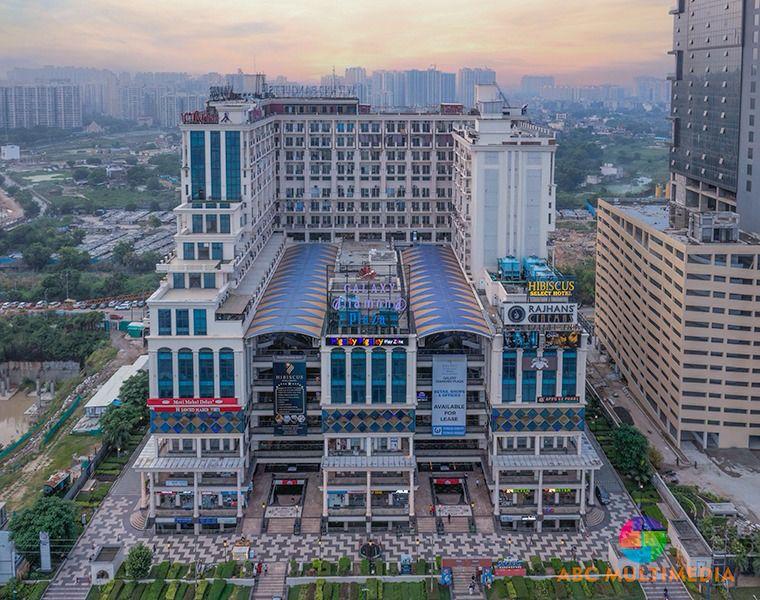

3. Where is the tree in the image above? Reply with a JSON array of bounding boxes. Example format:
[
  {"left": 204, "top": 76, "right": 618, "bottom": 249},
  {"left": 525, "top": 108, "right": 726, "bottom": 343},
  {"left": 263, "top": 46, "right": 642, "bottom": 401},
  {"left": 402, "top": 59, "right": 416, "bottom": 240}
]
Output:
[
  {"left": 23, "top": 242, "right": 52, "bottom": 271},
  {"left": 647, "top": 446, "right": 664, "bottom": 471},
  {"left": 119, "top": 371, "right": 149, "bottom": 419},
  {"left": 112, "top": 241, "right": 135, "bottom": 267},
  {"left": 558, "top": 260, "right": 596, "bottom": 306},
  {"left": 9, "top": 496, "right": 78, "bottom": 563},
  {"left": 87, "top": 169, "right": 107, "bottom": 185},
  {"left": 125, "top": 543, "right": 153, "bottom": 579},
  {"left": 611, "top": 424, "right": 652, "bottom": 483},
  {"left": 146, "top": 177, "right": 162, "bottom": 192},
  {"left": 147, "top": 215, "right": 161, "bottom": 228},
  {"left": 100, "top": 403, "right": 141, "bottom": 454},
  {"left": 57, "top": 246, "right": 91, "bottom": 271},
  {"left": 72, "top": 168, "right": 89, "bottom": 182}
]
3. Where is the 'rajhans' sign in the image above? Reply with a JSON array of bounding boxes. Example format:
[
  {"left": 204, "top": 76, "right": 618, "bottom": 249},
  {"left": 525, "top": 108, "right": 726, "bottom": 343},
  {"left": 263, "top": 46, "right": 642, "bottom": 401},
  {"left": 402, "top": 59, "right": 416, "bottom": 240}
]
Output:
[{"left": 432, "top": 355, "right": 467, "bottom": 436}]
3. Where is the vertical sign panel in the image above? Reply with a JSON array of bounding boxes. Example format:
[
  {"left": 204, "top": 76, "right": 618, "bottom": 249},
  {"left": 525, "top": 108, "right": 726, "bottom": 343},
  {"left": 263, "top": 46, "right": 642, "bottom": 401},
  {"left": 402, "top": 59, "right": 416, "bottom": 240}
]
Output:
[
  {"left": 432, "top": 355, "right": 467, "bottom": 436},
  {"left": 273, "top": 361, "right": 307, "bottom": 436}
]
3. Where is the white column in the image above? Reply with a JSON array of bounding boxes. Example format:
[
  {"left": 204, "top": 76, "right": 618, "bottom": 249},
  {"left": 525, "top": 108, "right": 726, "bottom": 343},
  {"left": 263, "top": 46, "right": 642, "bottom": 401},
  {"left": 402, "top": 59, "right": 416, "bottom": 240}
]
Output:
[
  {"left": 345, "top": 348, "right": 353, "bottom": 404},
  {"left": 493, "top": 469, "right": 500, "bottom": 516},
  {"left": 535, "top": 351, "right": 543, "bottom": 400},
  {"left": 580, "top": 470, "right": 587, "bottom": 515},
  {"left": 236, "top": 471, "right": 244, "bottom": 518},
  {"left": 148, "top": 351, "right": 158, "bottom": 398},
  {"left": 219, "top": 130, "right": 227, "bottom": 200},
  {"left": 365, "top": 472, "right": 372, "bottom": 517},
  {"left": 406, "top": 337, "right": 417, "bottom": 404},
  {"left": 385, "top": 350, "right": 392, "bottom": 403},
  {"left": 589, "top": 470, "right": 595, "bottom": 506},
  {"left": 196, "top": 438, "right": 202, "bottom": 458},
  {"left": 322, "top": 470, "right": 328, "bottom": 517},
  {"left": 320, "top": 348, "right": 331, "bottom": 405},
  {"left": 536, "top": 470, "right": 543, "bottom": 514},
  {"left": 515, "top": 349, "right": 523, "bottom": 403},
  {"left": 365, "top": 351, "right": 372, "bottom": 404},
  {"left": 555, "top": 350, "right": 564, "bottom": 397},
  {"left": 140, "top": 472, "right": 147, "bottom": 509},
  {"left": 409, "top": 471, "right": 415, "bottom": 517},
  {"left": 205, "top": 131, "right": 212, "bottom": 197},
  {"left": 577, "top": 334, "right": 588, "bottom": 402},
  {"left": 193, "top": 473, "right": 199, "bottom": 518},
  {"left": 148, "top": 473, "right": 156, "bottom": 518},
  {"left": 490, "top": 335, "right": 504, "bottom": 405}
]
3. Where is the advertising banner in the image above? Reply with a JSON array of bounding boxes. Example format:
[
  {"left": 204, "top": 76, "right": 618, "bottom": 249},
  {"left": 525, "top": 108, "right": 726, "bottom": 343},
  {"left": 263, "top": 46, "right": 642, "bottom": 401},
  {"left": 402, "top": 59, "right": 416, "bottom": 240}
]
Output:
[
  {"left": 543, "top": 330, "right": 581, "bottom": 349},
  {"left": 432, "top": 355, "right": 467, "bottom": 436},
  {"left": 521, "top": 355, "right": 558, "bottom": 371},
  {"left": 273, "top": 361, "right": 307, "bottom": 436},
  {"left": 147, "top": 397, "right": 240, "bottom": 412},
  {"left": 504, "top": 331, "right": 539, "bottom": 349}
]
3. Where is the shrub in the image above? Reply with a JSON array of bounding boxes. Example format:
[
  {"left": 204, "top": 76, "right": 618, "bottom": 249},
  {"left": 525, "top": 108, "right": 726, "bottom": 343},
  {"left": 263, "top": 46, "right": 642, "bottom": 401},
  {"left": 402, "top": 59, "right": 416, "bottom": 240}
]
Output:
[
  {"left": 125, "top": 544, "right": 152, "bottom": 579},
  {"left": 143, "top": 580, "right": 165, "bottom": 600},
  {"left": 530, "top": 556, "right": 545, "bottom": 575},
  {"left": 549, "top": 558, "right": 564, "bottom": 574},
  {"left": 291, "top": 560, "right": 299, "bottom": 576},
  {"left": 194, "top": 580, "right": 208, "bottom": 600},
  {"left": 359, "top": 559, "right": 370, "bottom": 575},
  {"left": 511, "top": 577, "right": 530, "bottom": 600},
  {"left": 491, "top": 579, "right": 508, "bottom": 599},
  {"left": 337, "top": 556, "right": 351, "bottom": 576},
  {"left": 206, "top": 579, "right": 226, "bottom": 600},
  {"left": 150, "top": 560, "right": 171, "bottom": 580}
]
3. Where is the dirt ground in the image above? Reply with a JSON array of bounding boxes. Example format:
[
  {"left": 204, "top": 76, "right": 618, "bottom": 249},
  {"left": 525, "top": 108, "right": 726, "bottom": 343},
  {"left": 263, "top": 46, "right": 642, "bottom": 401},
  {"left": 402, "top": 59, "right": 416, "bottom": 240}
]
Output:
[
  {"left": 551, "top": 223, "right": 596, "bottom": 267},
  {"left": 0, "top": 187, "right": 24, "bottom": 225}
]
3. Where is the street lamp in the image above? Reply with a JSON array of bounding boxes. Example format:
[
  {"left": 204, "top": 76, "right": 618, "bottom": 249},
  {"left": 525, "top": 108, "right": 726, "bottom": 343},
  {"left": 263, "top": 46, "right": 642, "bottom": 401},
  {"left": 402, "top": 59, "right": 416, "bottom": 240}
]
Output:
[{"left": 507, "top": 536, "right": 513, "bottom": 557}]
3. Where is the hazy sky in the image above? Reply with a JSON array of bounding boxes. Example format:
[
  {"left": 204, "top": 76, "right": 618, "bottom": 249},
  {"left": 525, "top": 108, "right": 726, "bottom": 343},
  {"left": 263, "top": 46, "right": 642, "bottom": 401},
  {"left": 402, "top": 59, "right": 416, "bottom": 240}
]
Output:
[{"left": 0, "top": 0, "right": 672, "bottom": 85}]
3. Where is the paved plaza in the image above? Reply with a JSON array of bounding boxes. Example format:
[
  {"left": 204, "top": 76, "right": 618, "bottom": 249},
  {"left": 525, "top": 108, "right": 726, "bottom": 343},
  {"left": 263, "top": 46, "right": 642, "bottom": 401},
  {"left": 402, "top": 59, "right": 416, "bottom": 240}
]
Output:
[{"left": 48, "top": 430, "right": 638, "bottom": 592}]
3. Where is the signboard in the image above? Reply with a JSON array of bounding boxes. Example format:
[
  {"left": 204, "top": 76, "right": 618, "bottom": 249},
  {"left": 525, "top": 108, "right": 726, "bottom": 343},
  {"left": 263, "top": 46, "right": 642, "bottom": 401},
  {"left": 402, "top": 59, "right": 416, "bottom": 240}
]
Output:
[
  {"left": 544, "top": 330, "right": 581, "bottom": 349},
  {"left": 527, "top": 279, "right": 575, "bottom": 298},
  {"left": 164, "top": 480, "right": 189, "bottom": 487},
  {"left": 538, "top": 395, "right": 579, "bottom": 403},
  {"left": 493, "top": 559, "right": 527, "bottom": 577},
  {"left": 326, "top": 337, "right": 407, "bottom": 347},
  {"left": 504, "top": 331, "right": 538, "bottom": 349},
  {"left": 503, "top": 302, "right": 577, "bottom": 325},
  {"left": 431, "top": 355, "right": 467, "bottom": 436},
  {"left": 433, "top": 478, "right": 462, "bottom": 485},
  {"left": 273, "top": 361, "right": 307, "bottom": 436},
  {"left": 147, "top": 397, "right": 240, "bottom": 413},
  {"left": 522, "top": 355, "right": 558, "bottom": 371}
]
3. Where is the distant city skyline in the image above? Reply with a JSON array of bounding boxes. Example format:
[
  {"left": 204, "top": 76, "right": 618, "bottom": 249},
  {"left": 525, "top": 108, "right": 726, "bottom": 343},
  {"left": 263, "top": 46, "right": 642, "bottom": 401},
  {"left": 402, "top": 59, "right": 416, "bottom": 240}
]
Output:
[{"left": 0, "top": 0, "right": 671, "bottom": 86}]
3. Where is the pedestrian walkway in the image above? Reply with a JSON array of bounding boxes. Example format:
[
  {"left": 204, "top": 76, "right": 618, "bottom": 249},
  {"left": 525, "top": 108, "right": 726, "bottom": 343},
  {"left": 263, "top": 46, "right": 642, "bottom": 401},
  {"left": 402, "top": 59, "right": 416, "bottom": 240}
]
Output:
[
  {"left": 639, "top": 579, "right": 692, "bottom": 600},
  {"left": 253, "top": 562, "right": 287, "bottom": 600},
  {"left": 451, "top": 568, "right": 483, "bottom": 600},
  {"left": 42, "top": 582, "right": 90, "bottom": 600}
]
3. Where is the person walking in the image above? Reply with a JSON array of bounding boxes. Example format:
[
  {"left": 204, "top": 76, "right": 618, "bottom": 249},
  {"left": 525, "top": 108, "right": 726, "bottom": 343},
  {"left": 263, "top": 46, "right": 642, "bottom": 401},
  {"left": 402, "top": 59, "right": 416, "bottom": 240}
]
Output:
[
  {"left": 447, "top": 513, "right": 451, "bottom": 524},
  {"left": 663, "top": 587, "right": 669, "bottom": 600}
]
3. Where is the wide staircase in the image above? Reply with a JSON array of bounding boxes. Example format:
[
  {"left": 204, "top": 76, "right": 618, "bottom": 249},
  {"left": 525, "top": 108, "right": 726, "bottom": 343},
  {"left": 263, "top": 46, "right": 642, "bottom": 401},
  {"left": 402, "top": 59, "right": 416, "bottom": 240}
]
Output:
[
  {"left": 129, "top": 509, "right": 147, "bottom": 531},
  {"left": 43, "top": 582, "right": 90, "bottom": 600},
  {"left": 444, "top": 516, "right": 470, "bottom": 533},
  {"left": 253, "top": 561, "right": 287, "bottom": 600},
  {"left": 266, "top": 518, "right": 296, "bottom": 534},
  {"left": 639, "top": 579, "right": 692, "bottom": 599},
  {"left": 451, "top": 568, "right": 483, "bottom": 600}
]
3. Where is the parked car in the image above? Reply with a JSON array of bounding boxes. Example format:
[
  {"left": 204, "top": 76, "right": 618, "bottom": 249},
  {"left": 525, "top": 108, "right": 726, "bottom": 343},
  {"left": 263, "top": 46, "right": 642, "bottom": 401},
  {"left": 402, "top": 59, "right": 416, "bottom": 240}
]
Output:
[
  {"left": 49, "top": 301, "right": 61, "bottom": 308},
  {"left": 595, "top": 485, "right": 611, "bottom": 505},
  {"left": 107, "top": 300, "right": 118, "bottom": 308},
  {"left": 115, "top": 302, "right": 131, "bottom": 310}
]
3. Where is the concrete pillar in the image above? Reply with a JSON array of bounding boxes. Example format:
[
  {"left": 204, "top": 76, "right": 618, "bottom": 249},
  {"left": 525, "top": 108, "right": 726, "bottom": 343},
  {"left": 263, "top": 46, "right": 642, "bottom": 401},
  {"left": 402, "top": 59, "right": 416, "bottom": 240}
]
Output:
[
  {"left": 493, "top": 469, "right": 500, "bottom": 516},
  {"left": 409, "top": 470, "right": 415, "bottom": 517},
  {"left": 406, "top": 337, "right": 417, "bottom": 404},
  {"left": 536, "top": 470, "right": 543, "bottom": 514},
  {"left": 515, "top": 349, "right": 523, "bottom": 403},
  {"left": 196, "top": 438, "right": 202, "bottom": 458},
  {"left": 140, "top": 472, "right": 147, "bottom": 509},
  {"left": 322, "top": 470, "right": 329, "bottom": 517},
  {"left": 385, "top": 350, "right": 392, "bottom": 403},
  {"left": 365, "top": 351, "right": 372, "bottom": 404},
  {"left": 577, "top": 334, "right": 589, "bottom": 402},
  {"left": 535, "top": 351, "right": 543, "bottom": 400},
  {"left": 589, "top": 470, "right": 595, "bottom": 506},
  {"left": 534, "top": 435, "right": 540, "bottom": 456},
  {"left": 490, "top": 334, "right": 504, "bottom": 405},
  {"left": 365, "top": 472, "right": 372, "bottom": 518},
  {"left": 193, "top": 473, "right": 199, "bottom": 518},
  {"left": 148, "top": 473, "right": 156, "bottom": 518},
  {"left": 346, "top": 348, "right": 353, "bottom": 404},
  {"left": 556, "top": 350, "right": 564, "bottom": 397},
  {"left": 580, "top": 470, "right": 587, "bottom": 515},
  {"left": 320, "top": 347, "right": 330, "bottom": 404},
  {"left": 236, "top": 471, "right": 243, "bottom": 518}
]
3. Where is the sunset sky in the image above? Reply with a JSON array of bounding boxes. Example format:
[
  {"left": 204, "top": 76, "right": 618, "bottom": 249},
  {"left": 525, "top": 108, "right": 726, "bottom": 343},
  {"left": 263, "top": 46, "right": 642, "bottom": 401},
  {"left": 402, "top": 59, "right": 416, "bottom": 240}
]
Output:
[{"left": 0, "top": 0, "right": 672, "bottom": 85}]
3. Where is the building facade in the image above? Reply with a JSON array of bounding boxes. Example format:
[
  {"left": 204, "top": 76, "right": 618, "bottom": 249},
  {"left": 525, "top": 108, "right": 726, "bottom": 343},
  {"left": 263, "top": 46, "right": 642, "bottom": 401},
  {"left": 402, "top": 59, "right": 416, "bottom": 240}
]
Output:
[
  {"left": 595, "top": 199, "right": 760, "bottom": 449},
  {"left": 669, "top": 0, "right": 760, "bottom": 232},
  {"left": 137, "top": 83, "right": 599, "bottom": 535},
  {"left": 0, "top": 83, "right": 82, "bottom": 129}
]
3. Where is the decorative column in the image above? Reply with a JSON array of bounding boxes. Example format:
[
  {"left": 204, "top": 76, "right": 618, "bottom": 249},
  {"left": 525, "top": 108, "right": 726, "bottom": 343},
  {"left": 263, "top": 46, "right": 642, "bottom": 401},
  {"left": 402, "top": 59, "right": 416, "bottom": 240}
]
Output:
[
  {"left": 345, "top": 348, "right": 353, "bottom": 404},
  {"left": 490, "top": 334, "right": 504, "bottom": 405},
  {"left": 193, "top": 473, "right": 199, "bottom": 519},
  {"left": 588, "top": 470, "right": 595, "bottom": 506},
  {"left": 580, "top": 470, "right": 587, "bottom": 515},
  {"left": 535, "top": 351, "right": 544, "bottom": 400},
  {"left": 555, "top": 350, "right": 564, "bottom": 397},
  {"left": 515, "top": 349, "right": 523, "bottom": 403},
  {"left": 408, "top": 470, "right": 415, "bottom": 517},
  {"left": 322, "top": 470, "right": 329, "bottom": 517},
  {"left": 536, "top": 470, "right": 543, "bottom": 515},
  {"left": 148, "top": 473, "right": 156, "bottom": 518},
  {"left": 140, "top": 472, "right": 147, "bottom": 509},
  {"left": 406, "top": 336, "right": 417, "bottom": 404},
  {"left": 236, "top": 471, "right": 244, "bottom": 518},
  {"left": 320, "top": 347, "right": 331, "bottom": 404},
  {"left": 493, "top": 469, "right": 500, "bottom": 516},
  {"left": 365, "top": 472, "right": 372, "bottom": 518},
  {"left": 365, "top": 351, "right": 372, "bottom": 404},
  {"left": 577, "top": 334, "right": 589, "bottom": 403},
  {"left": 385, "top": 350, "right": 392, "bottom": 403}
]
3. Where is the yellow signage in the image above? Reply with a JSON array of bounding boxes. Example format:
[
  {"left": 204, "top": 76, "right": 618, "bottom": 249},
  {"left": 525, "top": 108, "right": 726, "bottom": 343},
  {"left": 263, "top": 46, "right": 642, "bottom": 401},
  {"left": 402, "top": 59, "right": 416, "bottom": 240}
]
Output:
[{"left": 527, "top": 280, "right": 575, "bottom": 297}]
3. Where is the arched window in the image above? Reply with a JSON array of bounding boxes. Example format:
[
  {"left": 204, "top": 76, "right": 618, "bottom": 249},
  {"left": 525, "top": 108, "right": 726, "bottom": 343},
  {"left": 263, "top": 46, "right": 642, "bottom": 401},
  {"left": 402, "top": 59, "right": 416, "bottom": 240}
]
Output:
[
  {"left": 157, "top": 348, "right": 173, "bottom": 399},
  {"left": 371, "top": 349, "right": 386, "bottom": 404},
  {"left": 177, "top": 349, "right": 194, "bottom": 398},
  {"left": 391, "top": 348, "right": 407, "bottom": 404},
  {"left": 351, "top": 349, "right": 366, "bottom": 404},
  {"left": 219, "top": 348, "right": 235, "bottom": 397},
  {"left": 330, "top": 349, "right": 346, "bottom": 404},
  {"left": 541, "top": 350, "right": 557, "bottom": 398},
  {"left": 198, "top": 348, "right": 214, "bottom": 398}
]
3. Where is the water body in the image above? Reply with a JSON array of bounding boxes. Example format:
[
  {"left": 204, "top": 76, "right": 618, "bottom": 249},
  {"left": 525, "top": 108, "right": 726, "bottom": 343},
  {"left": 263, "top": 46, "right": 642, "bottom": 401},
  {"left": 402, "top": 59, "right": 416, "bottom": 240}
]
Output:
[{"left": 0, "top": 389, "right": 36, "bottom": 447}]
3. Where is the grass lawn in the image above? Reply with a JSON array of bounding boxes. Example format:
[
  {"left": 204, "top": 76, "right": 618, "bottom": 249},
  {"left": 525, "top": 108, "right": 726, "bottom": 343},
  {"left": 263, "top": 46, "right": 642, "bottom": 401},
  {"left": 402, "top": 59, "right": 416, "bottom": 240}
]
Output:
[{"left": 729, "top": 587, "right": 760, "bottom": 599}]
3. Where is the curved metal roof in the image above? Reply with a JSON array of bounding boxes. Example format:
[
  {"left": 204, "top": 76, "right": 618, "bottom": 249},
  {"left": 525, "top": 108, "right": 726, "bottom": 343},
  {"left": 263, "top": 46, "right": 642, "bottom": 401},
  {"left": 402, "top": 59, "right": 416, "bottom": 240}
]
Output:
[
  {"left": 247, "top": 243, "right": 337, "bottom": 338},
  {"left": 402, "top": 244, "right": 491, "bottom": 338}
]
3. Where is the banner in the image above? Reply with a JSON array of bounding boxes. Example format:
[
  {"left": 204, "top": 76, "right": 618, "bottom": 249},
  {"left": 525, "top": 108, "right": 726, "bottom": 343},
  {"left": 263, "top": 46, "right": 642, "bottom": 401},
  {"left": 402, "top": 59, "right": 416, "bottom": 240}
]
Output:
[
  {"left": 544, "top": 330, "right": 581, "bottom": 349},
  {"left": 522, "top": 355, "right": 558, "bottom": 371},
  {"left": 432, "top": 355, "right": 467, "bottom": 436},
  {"left": 147, "top": 397, "right": 240, "bottom": 412},
  {"left": 273, "top": 361, "right": 307, "bottom": 436}
]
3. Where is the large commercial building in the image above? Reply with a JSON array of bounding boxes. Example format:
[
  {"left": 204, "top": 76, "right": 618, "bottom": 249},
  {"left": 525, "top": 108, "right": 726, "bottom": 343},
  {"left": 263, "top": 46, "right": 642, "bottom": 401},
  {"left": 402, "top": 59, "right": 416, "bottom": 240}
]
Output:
[
  {"left": 0, "top": 83, "right": 82, "bottom": 129},
  {"left": 136, "top": 83, "right": 599, "bottom": 535},
  {"left": 669, "top": 0, "right": 760, "bottom": 232},
  {"left": 595, "top": 200, "right": 760, "bottom": 449}
]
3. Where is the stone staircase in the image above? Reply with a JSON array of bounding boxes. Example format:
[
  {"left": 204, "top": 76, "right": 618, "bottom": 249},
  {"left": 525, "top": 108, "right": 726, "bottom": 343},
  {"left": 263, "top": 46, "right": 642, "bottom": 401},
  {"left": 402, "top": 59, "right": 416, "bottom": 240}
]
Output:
[
  {"left": 43, "top": 582, "right": 91, "bottom": 600},
  {"left": 253, "top": 561, "right": 287, "bottom": 600},
  {"left": 443, "top": 516, "right": 470, "bottom": 533},
  {"left": 266, "top": 518, "right": 296, "bottom": 534},
  {"left": 416, "top": 516, "right": 437, "bottom": 533},
  {"left": 639, "top": 579, "right": 692, "bottom": 599},
  {"left": 129, "top": 509, "right": 147, "bottom": 531},
  {"left": 451, "top": 568, "right": 483, "bottom": 600},
  {"left": 300, "top": 517, "right": 321, "bottom": 534}
]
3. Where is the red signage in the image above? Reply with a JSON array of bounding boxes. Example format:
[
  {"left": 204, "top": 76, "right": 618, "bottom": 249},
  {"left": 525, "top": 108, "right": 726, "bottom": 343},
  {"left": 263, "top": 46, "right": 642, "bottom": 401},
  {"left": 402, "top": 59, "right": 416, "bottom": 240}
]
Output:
[
  {"left": 493, "top": 567, "right": 527, "bottom": 577},
  {"left": 274, "top": 479, "right": 302, "bottom": 486},
  {"left": 147, "top": 397, "right": 240, "bottom": 412},
  {"left": 181, "top": 111, "right": 219, "bottom": 125},
  {"left": 433, "top": 478, "right": 462, "bottom": 485}
]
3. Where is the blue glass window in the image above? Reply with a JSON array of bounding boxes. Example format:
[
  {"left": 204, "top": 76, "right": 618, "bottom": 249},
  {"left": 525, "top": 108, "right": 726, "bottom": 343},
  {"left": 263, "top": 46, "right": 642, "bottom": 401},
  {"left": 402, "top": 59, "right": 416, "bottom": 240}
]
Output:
[
  {"left": 502, "top": 351, "right": 517, "bottom": 403},
  {"left": 330, "top": 349, "right": 346, "bottom": 404},
  {"left": 522, "top": 351, "right": 537, "bottom": 402},
  {"left": 219, "top": 348, "right": 235, "bottom": 397},
  {"left": 198, "top": 348, "right": 214, "bottom": 398},
  {"left": 190, "top": 131, "right": 205, "bottom": 200},
  {"left": 183, "top": 242, "right": 194, "bottom": 260},
  {"left": 203, "top": 273, "right": 216, "bottom": 288},
  {"left": 371, "top": 349, "right": 387, "bottom": 404},
  {"left": 391, "top": 349, "right": 406, "bottom": 403},
  {"left": 541, "top": 351, "right": 557, "bottom": 398},
  {"left": 205, "top": 214, "right": 217, "bottom": 233},
  {"left": 220, "top": 214, "right": 231, "bottom": 233},
  {"left": 157, "top": 348, "right": 173, "bottom": 398},
  {"left": 211, "top": 242, "right": 223, "bottom": 261},
  {"left": 225, "top": 131, "right": 241, "bottom": 200},
  {"left": 210, "top": 131, "right": 221, "bottom": 200},
  {"left": 157, "top": 309, "right": 172, "bottom": 336},
  {"left": 175, "top": 309, "right": 189, "bottom": 336},
  {"left": 173, "top": 273, "right": 185, "bottom": 289},
  {"left": 562, "top": 351, "right": 577, "bottom": 397},
  {"left": 177, "top": 349, "right": 194, "bottom": 398},
  {"left": 192, "top": 214, "right": 203, "bottom": 233},
  {"left": 351, "top": 349, "right": 366, "bottom": 404},
  {"left": 193, "top": 309, "right": 207, "bottom": 336}
]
